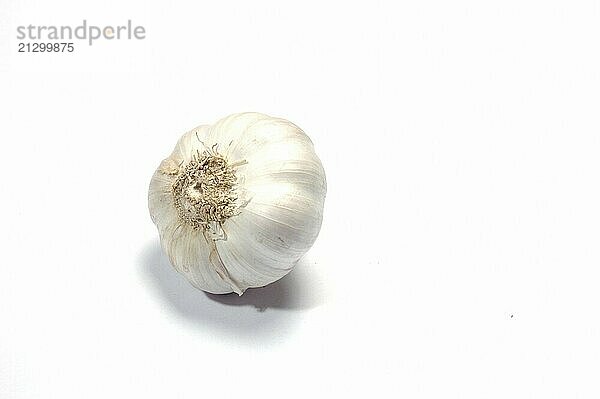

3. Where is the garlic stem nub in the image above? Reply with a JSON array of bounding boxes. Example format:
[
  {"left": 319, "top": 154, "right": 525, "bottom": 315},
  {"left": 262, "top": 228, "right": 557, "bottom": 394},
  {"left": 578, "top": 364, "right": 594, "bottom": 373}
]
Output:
[{"left": 171, "top": 147, "right": 243, "bottom": 233}]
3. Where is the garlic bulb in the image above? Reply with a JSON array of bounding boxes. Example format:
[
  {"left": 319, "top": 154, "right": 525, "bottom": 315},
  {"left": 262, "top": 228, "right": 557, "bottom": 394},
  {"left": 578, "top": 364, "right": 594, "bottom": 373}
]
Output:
[{"left": 148, "top": 113, "right": 327, "bottom": 295}]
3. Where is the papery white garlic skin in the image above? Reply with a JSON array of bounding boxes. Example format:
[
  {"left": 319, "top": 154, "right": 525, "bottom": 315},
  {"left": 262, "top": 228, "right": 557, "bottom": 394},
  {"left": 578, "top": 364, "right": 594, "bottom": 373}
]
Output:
[{"left": 148, "top": 113, "right": 326, "bottom": 295}]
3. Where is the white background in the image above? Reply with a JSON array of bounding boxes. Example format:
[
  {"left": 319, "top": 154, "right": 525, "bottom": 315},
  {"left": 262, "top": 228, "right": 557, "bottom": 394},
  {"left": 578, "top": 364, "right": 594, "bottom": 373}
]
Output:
[{"left": 1, "top": 1, "right": 600, "bottom": 397}]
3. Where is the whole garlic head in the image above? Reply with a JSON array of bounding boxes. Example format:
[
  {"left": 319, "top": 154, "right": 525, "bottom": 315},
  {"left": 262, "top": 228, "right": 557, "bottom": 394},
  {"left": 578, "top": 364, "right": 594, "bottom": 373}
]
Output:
[{"left": 148, "top": 113, "right": 327, "bottom": 295}]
